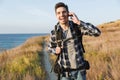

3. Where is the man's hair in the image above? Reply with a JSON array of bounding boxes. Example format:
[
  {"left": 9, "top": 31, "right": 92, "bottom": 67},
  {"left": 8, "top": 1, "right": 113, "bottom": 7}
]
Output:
[{"left": 55, "top": 2, "right": 69, "bottom": 12}]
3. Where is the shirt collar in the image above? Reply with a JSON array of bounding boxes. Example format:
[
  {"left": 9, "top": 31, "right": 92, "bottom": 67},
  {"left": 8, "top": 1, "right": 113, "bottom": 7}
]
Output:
[{"left": 56, "top": 21, "right": 73, "bottom": 31}]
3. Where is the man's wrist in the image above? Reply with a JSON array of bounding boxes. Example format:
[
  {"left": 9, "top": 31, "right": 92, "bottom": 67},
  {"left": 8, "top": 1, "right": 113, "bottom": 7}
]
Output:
[
  {"left": 76, "top": 20, "right": 81, "bottom": 25},
  {"left": 77, "top": 20, "right": 84, "bottom": 27}
]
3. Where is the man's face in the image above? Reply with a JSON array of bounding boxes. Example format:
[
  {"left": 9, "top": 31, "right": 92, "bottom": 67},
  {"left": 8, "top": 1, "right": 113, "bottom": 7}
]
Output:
[{"left": 55, "top": 7, "right": 69, "bottom": 24}]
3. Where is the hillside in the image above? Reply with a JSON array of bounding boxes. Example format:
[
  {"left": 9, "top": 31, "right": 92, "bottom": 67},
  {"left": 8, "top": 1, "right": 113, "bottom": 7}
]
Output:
[
  {"left": 0, "top": 36, "right": 46, "bottom": 80},
  {"left": 83, "top": 19, "right": 120, "bottom": 80}
]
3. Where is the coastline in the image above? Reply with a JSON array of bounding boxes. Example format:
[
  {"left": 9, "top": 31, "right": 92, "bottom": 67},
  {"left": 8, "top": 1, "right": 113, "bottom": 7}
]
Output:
[
  {"left": 0, "top": 48, "right": 6, "bottom": 53},
  {"left": 0, "top": 35, "right": 47, "bottom": 80},
  {"left": 0, "top": 33, "right": 48, "bottom": 50}
]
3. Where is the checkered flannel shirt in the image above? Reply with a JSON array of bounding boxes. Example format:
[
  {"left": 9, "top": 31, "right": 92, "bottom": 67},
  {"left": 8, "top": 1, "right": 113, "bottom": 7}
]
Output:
[{"left": 48, "top": 20, "right": 101, "bottom": 69}]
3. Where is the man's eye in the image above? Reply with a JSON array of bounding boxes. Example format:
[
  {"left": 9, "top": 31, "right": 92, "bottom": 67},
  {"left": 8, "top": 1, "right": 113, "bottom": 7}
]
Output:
[{"left": 57, "top": 12, "right": 60, "bottom": 15}]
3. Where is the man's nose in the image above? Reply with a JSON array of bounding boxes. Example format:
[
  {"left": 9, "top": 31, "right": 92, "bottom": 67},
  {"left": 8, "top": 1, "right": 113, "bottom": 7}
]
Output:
[{"left": 60, "top": 13, "right": 64, "bottom": 16}]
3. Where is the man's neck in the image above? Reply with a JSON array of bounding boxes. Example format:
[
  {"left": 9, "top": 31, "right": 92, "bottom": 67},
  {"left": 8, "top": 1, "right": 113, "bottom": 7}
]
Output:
[{"left": 60, "top": 22, "right": 69, "bottom": 31}]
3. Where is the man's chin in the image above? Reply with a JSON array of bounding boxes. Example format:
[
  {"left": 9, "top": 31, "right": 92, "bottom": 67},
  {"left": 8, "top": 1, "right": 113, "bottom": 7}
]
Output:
[{"left": 59, "top": 21, "right": 67, "bottom": 24}]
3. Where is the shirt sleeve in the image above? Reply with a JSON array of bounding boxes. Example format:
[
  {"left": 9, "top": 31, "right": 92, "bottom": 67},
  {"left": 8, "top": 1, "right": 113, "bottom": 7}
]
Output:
[
  {"left": 47, "top": 30, "right": 57, "bottom": 55},
  {"left": 78, "top": 20, "right": 101, "bottom": 37}
]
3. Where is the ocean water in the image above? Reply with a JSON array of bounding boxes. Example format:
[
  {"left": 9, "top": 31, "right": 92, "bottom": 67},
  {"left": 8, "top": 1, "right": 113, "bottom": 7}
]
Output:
[{"left": 0, "top": 33, "right": 47, "bottom": 52}]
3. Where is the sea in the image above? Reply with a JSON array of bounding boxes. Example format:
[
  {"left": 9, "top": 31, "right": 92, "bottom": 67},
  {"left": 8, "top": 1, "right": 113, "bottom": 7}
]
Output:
[{"left": 0, "top": 33, "right": 48, "bottom": 52}]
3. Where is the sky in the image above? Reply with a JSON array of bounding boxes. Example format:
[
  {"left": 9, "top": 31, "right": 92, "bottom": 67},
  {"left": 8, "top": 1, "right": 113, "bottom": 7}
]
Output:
[{"left": 0, "top": 0, "right": 120, "bottom": 33}]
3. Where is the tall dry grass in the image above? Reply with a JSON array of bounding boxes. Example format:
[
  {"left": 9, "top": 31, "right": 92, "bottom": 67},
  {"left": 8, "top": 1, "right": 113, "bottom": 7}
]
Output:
[
  {"left": 84, "top": 20, "right": 120, "bottom": 80},
  {"left": 0, "top": 36, "right": 46, "bottom": 80}
]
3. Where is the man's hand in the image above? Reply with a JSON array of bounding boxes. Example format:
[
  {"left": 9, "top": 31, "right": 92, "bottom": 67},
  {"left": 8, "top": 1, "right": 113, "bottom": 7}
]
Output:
[
  {"left": 55, "top": 47, "right": 61, "bottom": 54},
  {"left": 69, "top": 12, "right": 80, "bottom": 25}
]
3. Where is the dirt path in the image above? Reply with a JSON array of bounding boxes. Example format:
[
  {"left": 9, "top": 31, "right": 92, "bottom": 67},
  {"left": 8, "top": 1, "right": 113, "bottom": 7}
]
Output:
[{"left": 43, "top": 42, "right": 57, "bottom": 80}]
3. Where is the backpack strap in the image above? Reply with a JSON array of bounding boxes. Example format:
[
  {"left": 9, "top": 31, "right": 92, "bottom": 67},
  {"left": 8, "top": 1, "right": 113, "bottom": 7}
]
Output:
[
  {"left": 54, "top": 24, "right": 61, "bottom": 80},
  {"left": 50, "top": 24, "right": 61, "bottom": 64},
  {"left": 54, "top": 24, "right": 61, "bottom": 62}
]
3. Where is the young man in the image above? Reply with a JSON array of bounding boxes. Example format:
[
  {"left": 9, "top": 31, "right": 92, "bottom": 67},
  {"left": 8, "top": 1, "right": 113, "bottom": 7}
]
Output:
[{"left": 48, "top": 2, "right": 101, "bottom": 80}]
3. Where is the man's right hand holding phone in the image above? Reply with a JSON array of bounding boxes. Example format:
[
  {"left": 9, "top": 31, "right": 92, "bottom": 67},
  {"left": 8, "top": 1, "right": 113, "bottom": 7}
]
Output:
[{"left": 69, "top": 12, "right": 81, "bottom": 25}]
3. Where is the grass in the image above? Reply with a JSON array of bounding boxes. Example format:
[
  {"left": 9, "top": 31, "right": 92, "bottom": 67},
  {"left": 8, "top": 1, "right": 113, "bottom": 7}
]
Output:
[
  {"left": 0, "top": 36, "right": 46, "bottom": 80},
  {"left": 83, "top": 20, "right": 120, "bottom": 80}
]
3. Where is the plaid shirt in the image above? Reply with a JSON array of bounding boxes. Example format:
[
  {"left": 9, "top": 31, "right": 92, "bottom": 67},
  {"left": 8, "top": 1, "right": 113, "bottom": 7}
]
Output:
[{"left": 48, "top": 20, "right": 101, "bottom": 71}]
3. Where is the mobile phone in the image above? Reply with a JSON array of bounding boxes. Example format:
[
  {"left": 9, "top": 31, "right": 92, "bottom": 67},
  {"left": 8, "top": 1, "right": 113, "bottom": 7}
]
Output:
[{"left": 69, "top": 14, "right": 73, "bottom": 20}]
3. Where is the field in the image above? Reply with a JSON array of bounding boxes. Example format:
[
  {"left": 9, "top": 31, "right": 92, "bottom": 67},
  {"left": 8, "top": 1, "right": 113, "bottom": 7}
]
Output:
[
  {"left": 84, "top": 20, "right": 120, "bottom": 80},
  {"left": 0, "top": 36, "right": 46, "bottom": 80}
]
